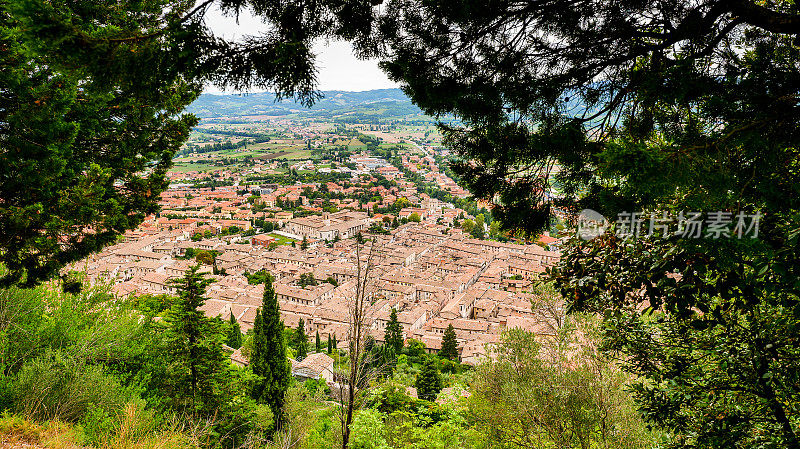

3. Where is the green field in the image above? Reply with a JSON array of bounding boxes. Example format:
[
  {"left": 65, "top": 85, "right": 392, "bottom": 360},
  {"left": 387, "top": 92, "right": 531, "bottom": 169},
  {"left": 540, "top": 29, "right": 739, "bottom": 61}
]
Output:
[
  {"left": 172, "top": 146, "right": 314, "bottom": 172},
  {"left": 268, "top": 233, "right": 297, "bottom": 246},
  {"left": 171, "top": 117, "right": 439, "bottom": 174}
]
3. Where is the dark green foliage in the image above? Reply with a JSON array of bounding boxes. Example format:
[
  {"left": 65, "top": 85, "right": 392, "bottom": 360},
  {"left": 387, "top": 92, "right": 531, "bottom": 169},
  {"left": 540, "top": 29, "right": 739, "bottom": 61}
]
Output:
[
  {"left": 298, "top": 272, "right": 317, "bottom": 288},
  {"left": 323, "top": 276, "right": 338, "bottom": 287},
  {"left": 195, "top": 249, "right": 216, "bottom": 266},
  {"left": 439, "top": 324, "right": 458, "bottom": 361},
  {"left": 294, "top": 319, "right": 308, "bottom": 361},
  {"left": 61, "top": 275, "right": 82, "bottom": 295},
  {"left": 415, "top": 356, "right": 442, "bottom": 402},
  {"left": 182, "top": 248, "right": 198, "bottom": 260},
  {"left": 369, "top": 0, "right": 800, "bottom": 234},
  {"left": 227, "top": 314, "right": 242, "bottom": 349},
  {"left": 363, "top": 383, "right": 417, "bottom": 415},
  {"left": 250, "top": 274, "right": 290, "bottom": 426},
  {"left": 244, "top": 269, "right": 272, "bottom": 285},
  {"left": 134, "top": 293, "right": 174, "bottom": 317},
  {"left": 300, "top": 236, "right": 309, "bottom": 250},
  {"left": 384, "top": 308, "right": 404, "bottom": 355},
  {"left": 304, "top": 378, "right": 331, "bottom": 397},
  {"left": 404, "top": 338, "right": 427, "bottom": 361},
  {"left": 327, "top": 335, "right": 333, "bottom": 354},
  {"left": 438, "top": 357, "right": 460, "bottom": 375},
  {"left": 0, "top": 0, "right": 199, "bottom": 286},
  {"left": 315, "top": 331, "right": 321, "bottom": 353},
  {"left": 162, "top": 266, "right": 228, "bottom": 415},
  {"left": 368, "top": 343, "right": 396, "bottom": 377},
  {"left": 470, "top": 214, "right": 485, "bottom": 239},
  {"left": 554, "top": 232, "right": 800, "bottom": 449},
  {"left": 364, "top": 335, "right": 375, "bottom": 353}
]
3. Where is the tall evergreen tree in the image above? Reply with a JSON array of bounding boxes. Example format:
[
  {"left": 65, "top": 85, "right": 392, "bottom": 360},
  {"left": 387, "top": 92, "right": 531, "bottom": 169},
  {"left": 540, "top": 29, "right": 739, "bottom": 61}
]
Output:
[
  {"left": 327, "top": 334, "right": 333, "bottom": 354},
  {"left": 163, "top": 266, "right": 227, "bottom": 415},
  {"left": 300, "top": 236, "right": 309, "bottom": 250},
  {"left": 251, "top": 274, "right": 290, "bottom": 426},
  {"left": 227, "top": 313, "right": 242, "bottom": 349},
  {"left": 364, "top": 335, "right": 376, "bottom": 353},
  {"left": 415, "top": 356, "right": 443, "bottom": 402},
  {"left": 384, "top": 308, "right": 404, "bottom": 355},
  {"left": 0, "top": 1, "right": 199, "bottom": 287},
  {"left": 294, "top": 318, "right": 308, "bottom": 361},
  {"left": 315, "top": 331, "right": 321, "bottom": 353},
  {"left": 439, "top": 324, "right": 458, "bottom": 361}
]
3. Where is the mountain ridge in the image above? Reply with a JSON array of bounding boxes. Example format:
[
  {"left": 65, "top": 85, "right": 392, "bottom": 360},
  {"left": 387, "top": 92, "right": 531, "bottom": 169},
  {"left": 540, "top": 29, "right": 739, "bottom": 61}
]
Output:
[{"left": 187, "top": 88, "right": 426, "bottom": 121}]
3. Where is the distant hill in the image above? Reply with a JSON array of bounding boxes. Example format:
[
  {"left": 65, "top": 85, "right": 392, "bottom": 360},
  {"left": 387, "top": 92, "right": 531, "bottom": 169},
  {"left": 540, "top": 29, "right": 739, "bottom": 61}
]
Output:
[{"left": 187, "top": 88, "right": 431, "bottom": 122}]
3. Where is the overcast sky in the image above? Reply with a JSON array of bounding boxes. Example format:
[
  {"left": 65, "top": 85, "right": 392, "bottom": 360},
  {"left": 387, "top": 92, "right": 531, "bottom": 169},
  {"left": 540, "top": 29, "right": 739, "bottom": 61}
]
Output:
[{"left": 203, "top": 6, "right": 399, "bottom": 93}]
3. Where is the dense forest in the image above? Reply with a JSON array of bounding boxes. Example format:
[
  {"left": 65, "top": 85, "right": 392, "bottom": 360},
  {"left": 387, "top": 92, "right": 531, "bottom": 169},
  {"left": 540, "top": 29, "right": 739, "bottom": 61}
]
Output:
[{"left": 2, "top": 0, "right": 800, "bottom": 448}]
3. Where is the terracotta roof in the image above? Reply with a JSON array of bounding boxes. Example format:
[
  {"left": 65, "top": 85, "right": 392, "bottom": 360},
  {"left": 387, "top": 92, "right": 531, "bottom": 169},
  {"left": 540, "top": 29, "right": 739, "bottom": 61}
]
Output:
[{"left": 294, "top": 352, "right": 334, "bottom": 376}]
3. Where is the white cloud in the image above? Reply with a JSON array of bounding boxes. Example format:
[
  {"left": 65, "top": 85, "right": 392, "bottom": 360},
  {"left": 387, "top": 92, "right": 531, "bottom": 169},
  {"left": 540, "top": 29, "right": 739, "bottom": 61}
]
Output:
[{"left": 203, "top": 5, "right": 398, "bottom": 93}]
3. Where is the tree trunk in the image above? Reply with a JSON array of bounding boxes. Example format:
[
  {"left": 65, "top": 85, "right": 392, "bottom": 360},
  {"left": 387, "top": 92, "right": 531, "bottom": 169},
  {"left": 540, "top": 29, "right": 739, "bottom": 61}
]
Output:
[{"left": 761, "top": 376, "right": 800, "bottom": 449}]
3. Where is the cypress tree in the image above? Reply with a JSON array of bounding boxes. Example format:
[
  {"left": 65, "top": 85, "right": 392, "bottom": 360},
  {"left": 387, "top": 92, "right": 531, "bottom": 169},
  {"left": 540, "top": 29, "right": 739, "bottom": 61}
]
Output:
[
  {"left": 315, "top": 331, "right": 321, "bottom": 353},
  {"left": 384, "top": 308, "right": 404, "bottom": 355},
  {"left": 164, "top": 266, "right": 227, "bottom": 415},
  {"left": 294, "top": 318, "right": 308, "bottom": 361},
  {"left": 364, "top": 335, "right": 375, "bottom": 353},
  {"left": 327, "top": 334, "right": 333, "bottom": 354},
  {"left": 227, "top": 313, "right": 242, "bottom": 349},
  {"left": 439, "top": 324, "right": 458, "bottom": 361},
  {"left": 251, "top": 274, "right": 290, "bottom": 427},
  {"left": 415, "top": 356, "right": 443, "bottom": 402}
]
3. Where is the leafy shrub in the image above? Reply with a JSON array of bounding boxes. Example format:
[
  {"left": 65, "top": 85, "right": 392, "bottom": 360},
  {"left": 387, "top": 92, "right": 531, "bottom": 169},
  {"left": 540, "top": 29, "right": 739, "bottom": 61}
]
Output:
[
  {"left": 349, "top": 409, "right": 389, "bottom": 449},
  {"left": 304, "top": 378, "right": 331, "bottom": 397},
  {"left": 364, "top": 383, "right": 417, "bottom": 415},
  {"left": 13, "top": 351, "right": 128, "bottom": 422},
  {"left": 438, "top": 358, "right": 459, "bottom": 375},
  {"left": 81, "top": 404, "right": 117, "bottom": 446},
  {"left": 134, "top": 294, "right": 175, "bottom": 316},
  {"left": 0, "top": 286, "right": 47, "bottom": 375}
]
